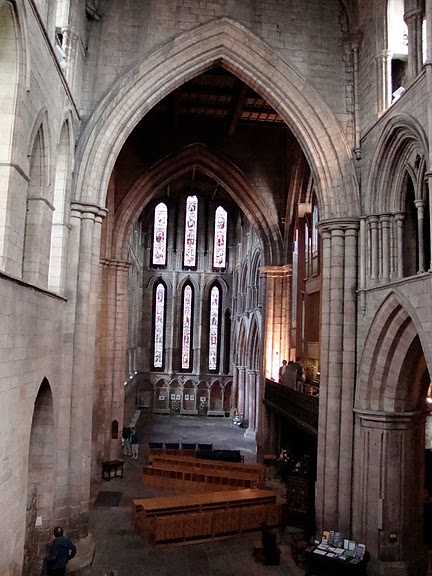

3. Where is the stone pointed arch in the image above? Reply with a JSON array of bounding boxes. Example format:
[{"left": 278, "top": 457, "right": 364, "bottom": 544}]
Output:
[
  {"left": 75, "top": 17, "right": 359, "bottom": 221},
  {"left": 366, "top": 114, "right": 429, "bottom": 214},
  {"left": 356, "top": 291, "right": 431, "bottom": 412},
  {"left": 112, "top": 144, "right": 283, "bottom": 265}
]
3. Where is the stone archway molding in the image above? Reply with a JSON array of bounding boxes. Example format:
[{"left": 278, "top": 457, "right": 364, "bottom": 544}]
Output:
[
  {"left": 356, "top": 289, "right": 432, "bottom": 412},
  {"left": 366, "top": 113, "right": 429, "bottom": 214},
  {"left": 75, "top": 17, "right": 359, "bottom": 221},
  {"left": 112, "top": 143, "right": 283, "bottom": 264}
]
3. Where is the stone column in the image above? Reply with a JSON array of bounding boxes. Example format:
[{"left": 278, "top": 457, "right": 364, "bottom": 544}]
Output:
[
  {"left": 377, "top": 49, "right": 393, "bottom": 112},
  {"left": 380, "top": 214, "right": 391, "bottom": 282},
  {"left": 259, "top": 265, "right": 292, "bottom": 381},
  {"left": 245, "top": 369, "right": 257, "bottom": 435},
  {"left": 315, "top": 218, "right": 359, "bottom": 536},
  {"left": 68, "top": 201, "right": 106, "bottom": 540},
  {"left": 415, "top": 199, "right": 426, "bottom": 273},
  {"left": 232, "top": 363, "right": 239, "bottom": 413},
  {"left": 368, "top": 216, "right": 379, "bottom": 283},
  {"left": 237, "top": 366, "right": 246, "bottom": 417},
  {"left": 352, "top": 409, "right": 427, "bottom": 574},
  {"left": 404, "top": 8, "right": 423, "bottom": 81},
  {"left": 395, "top": 212, "right": 405, "bottom": 278},
  {"left": 95, "top": 258, "right": 131, "bottom": 463}
]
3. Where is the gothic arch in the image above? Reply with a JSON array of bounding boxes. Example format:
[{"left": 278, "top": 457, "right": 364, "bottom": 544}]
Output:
[
  {"left": 24, "top": 377, "right": 55, "bottom": 576},
  {"left": 247, "top": 313, "right": 261, "bottom": 370},
  {"left": 75, "top": 17, "right": 359, "bottom": 221},
  {"left": 112, "top": 144, "right": 283, "bottom": 265},
  {"left": 367, "top": 114, "right": 428, "bottom": 214},
  {"left": 356, "top": 291, "right": 431, "bottom": 413}
]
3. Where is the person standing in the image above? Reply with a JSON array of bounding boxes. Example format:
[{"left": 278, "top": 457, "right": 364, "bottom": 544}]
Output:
[
  {"left": 122, "top": 425, "right": 132, "bottom": 456},
  {"left": 293, "top": 357, "right": 304, "bottom": 391},
  {"left": 44, "top": 526, "right": 76, "bottom": 576},
  {"left": 130, "top": 427, "right": 140, "bottom": 459},
  {"left": 278, "top": 360, "right": 288, "bottom": 383}
]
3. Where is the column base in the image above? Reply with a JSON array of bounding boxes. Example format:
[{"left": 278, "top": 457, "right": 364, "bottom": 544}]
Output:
[
  {"left": 66, "top": 533, "right": 95, "bottom": 573},
  {"left": 244, "top": 428, "right": 257, "bottom": 441}
]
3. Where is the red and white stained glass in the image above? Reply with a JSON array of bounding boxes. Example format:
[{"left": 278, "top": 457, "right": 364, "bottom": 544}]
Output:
[
  {"left": 154, "top": 283, "right": 165, "bottom": 368},
  {"left": 209, "top": 286, "right": 220, "bottom": 370},
  {"left": 184, "top": 195, "right": 198, "bottom": 267},
  {"left": 213, "top": 206, "right": 227, "bottom": 268},
  {"left": 181, "top": 285, "right": 192, "bottom": 369},
  {"left": 153, "top": 202, "right": 168, "bottom": 266}
]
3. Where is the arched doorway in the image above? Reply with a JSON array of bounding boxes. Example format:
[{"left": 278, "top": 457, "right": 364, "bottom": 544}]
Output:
[{"left": 23, "top": 378, "right": 55, "bottom": 576}]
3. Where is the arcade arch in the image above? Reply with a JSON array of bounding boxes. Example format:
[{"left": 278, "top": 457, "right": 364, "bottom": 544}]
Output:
[{"left": 354, "top": 293, "right": 431, "bottom": 572}]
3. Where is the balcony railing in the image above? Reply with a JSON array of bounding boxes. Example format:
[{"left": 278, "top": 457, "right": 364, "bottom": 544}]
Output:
[{"left": 264, "top": 379, "right": 319, "bottom": 436}]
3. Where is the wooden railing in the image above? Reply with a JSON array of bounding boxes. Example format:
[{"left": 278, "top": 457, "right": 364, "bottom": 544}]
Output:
[{"left": 264, "top": 379, "right": 319, "bottom": 435}]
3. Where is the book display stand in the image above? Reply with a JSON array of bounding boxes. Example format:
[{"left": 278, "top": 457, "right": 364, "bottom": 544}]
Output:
[{"left": 304, "top": 530, "right": 370, "bottom": 576}]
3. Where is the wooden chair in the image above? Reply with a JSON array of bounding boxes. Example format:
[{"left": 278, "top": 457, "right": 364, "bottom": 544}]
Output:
[{"left": 290, "top": 531, "right": 309, "bottom": 564}]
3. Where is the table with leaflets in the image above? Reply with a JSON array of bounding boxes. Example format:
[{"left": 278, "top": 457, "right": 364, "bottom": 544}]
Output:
[{"left": 304, "top": 539, "right": 370, "bottom": 576}]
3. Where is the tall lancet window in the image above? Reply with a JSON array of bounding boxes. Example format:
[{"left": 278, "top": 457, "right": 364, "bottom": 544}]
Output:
[
  {"left": 181, "top": 284, "right": 193, "bottom": 370},
  {"left": 213, "top": 206, "right": 227, "bottom": 268},
  {"left": 184, "top": 195, "right": 198, "bottom": 268},
  {"left": 152, "top": 202, "right": 168, "bottom": 266},
  {"left": 153, "top": 282, "right": 166, "bottom": 368},
  {"left": 209, "top": 285, "right": 220, "bottom": 371}
]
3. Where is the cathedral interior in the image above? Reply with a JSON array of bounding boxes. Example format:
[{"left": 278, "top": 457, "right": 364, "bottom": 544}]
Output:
[{"left": 2, "top": 0, "right": 432, "bottom": 574}]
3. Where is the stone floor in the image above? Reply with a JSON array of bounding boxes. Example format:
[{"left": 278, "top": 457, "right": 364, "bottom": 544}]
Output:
[{"left": 85, "top": 412, "right": 305, "bottom": 576}]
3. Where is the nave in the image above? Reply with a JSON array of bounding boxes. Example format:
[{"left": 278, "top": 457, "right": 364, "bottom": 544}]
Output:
[{"left": 86, "top": 413, "right": 303, "bottom": 576}]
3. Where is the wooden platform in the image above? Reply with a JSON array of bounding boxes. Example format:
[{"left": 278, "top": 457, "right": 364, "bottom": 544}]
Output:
[
  {"left": 134, "top": 489, "right": 285, "bottom": 547},
  {"left": 142, "top": 454, "right": 265, "bottom": 491}
]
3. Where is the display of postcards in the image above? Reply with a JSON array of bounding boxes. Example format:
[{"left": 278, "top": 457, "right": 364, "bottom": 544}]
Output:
[
  {"left": 322, "top": 531, "right": 330, "bottom": 542},
  {"left": 328, "top": 531, "right": 335, "bottom": 545},
  {"left": 343, "top": 539, "right": 349, "bottom": 549},
  {"left": 354, "top": 543, "right": 366, "bottom": 559},
  {"left": 333, "top": 532, "right": 344, "bottom": 548},
  {"left": 327, "top": 547, "right": 336, "bottom": 553},
  {"left": 317, "top": 544, "right": 328, "bottom": 551},
  {"left": 326, "top": 553, "right": 336, "bottom": 558},
  {"left": 350, "top": 558, "right": 362, "bottom": 564},
  {"left": 348, "top": 540, "right": 356, "bottom": 551},
  {"left": 313, "top": 549, "right": 327, "bottom": 555},
  {"left": 334, "top": 548, "right": 344, "bottom": 555},
  {"left": 342, "top": 549, "right": 354, "bottom": 558}
]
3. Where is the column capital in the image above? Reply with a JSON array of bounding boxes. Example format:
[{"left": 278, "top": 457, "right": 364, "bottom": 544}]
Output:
[
  {"left": 404, "top": 7, "right": 423, "bottom": 22},
  {"left": 316, "top": 217, "right": 359, "bottom": 235},
  {"left": 354, "top": 408, "right": 426, "bottom": 428},
  {"left": 394, "top": 211, "right": 406, "bottom": 223},
  {"left": 100, "top": 258, "right": 132, "bottom": 271},
  {"left": 259, "top": 264, "right": 292, "bottom": 277},
  {"left": 71, "top": 201, "right": 108, "bottom": 220},
  {"left": 378, "top": 213, "right": 392, "bottom": 223}
]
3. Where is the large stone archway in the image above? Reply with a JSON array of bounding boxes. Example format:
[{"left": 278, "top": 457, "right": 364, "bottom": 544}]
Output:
[
  {"left": 353, "top": 292, "right": 431, "bottom": 575},
  {"left": 111, "top": 143, "right": 283, "bottom": 265},
  {"left": 74, "top": 17, "right": 359, "bottom": 221}
]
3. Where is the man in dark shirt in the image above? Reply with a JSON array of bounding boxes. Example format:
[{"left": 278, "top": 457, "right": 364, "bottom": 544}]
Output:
[{"left": 44, "top": 526, "right": 76, "bottom": 576}]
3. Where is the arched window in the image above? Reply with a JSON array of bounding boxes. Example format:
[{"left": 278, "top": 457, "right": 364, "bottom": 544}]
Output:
[
  {"left": 181, "top": 284, "right": 193, "bottom": 370},
  {"left": 213, "top": 206, "right": 227, "bottom": 268},
  {"left": 152, "top": 202, "right": 168, "bottom": 266},
  {"left": 184, "top": 195, "right": 198, "bottom": 268},
  {"left": 209, "top": 285, "right": 221, "bottom": 371},
  {"left": 387, "top": 0, "right": 408, "bottom": 99},
  {"left": 153, "top": 282, "right": 166, "bottom": 369}
]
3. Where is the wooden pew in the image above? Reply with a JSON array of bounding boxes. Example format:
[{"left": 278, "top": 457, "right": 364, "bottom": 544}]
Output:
[
  {"left": 134, "top": 489, "right": 285, "bottom": 547},
  {"left": 142, "top": 454, "right": 265, "bottom": 491}
]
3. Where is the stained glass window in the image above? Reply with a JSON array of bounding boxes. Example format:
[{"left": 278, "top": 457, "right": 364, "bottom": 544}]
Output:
[
  {"left": 184, "top": 195, "right": 198, "bottom": 267},
  {"left": 213, "top": 206, "right": 227, "bottom": 268},
  {"left": 153, "top": 282, "right": 165, "bottom": 368},
  {"left": 181, "top": 285, "right": 193, "bottom": 370},
  {"left": 153, "top": 202, "right": 168, "bottom": 266},
  {"left": 209, "top": 286, "right": 220, "bottom": 371}
]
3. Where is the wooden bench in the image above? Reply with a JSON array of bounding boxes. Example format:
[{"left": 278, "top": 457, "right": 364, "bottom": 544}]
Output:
[
  {"left": 142, "top": 455, "right": 265, "bottom": 491},
  {"left": 134, "top": 488, "right": 285, "bottom": 547},
  {"left": 101, "top": 459, "right": 124, "bottom": 481}
]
